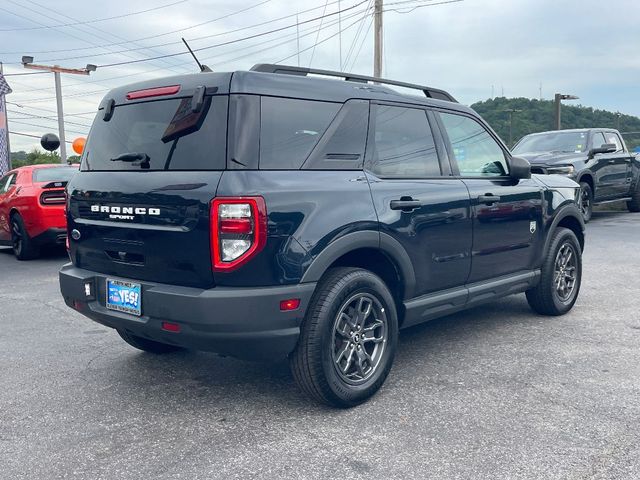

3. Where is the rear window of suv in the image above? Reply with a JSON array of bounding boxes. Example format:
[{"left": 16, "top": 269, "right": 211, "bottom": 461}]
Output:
[{"left": 81, "top": 96, "right": 228, "bottom": 171}]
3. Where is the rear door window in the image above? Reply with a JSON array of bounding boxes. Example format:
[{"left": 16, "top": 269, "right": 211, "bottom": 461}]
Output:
[
  {"left": 81, "top": 96, "right": 228, "bottom": 171},
  {"left": 260, "top": 97, "right": 340, "bottom": 169},
  {"left": 368, "top": 104, "right": 441, "bottom": 178}
]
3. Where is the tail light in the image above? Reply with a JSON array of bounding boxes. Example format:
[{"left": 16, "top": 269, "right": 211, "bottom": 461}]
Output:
[
  {"left": 40, "top": 190, "right": 66, "bottom": 205},
  {"left": 210, "top": 197, "right": 267, "bottom": 272}
]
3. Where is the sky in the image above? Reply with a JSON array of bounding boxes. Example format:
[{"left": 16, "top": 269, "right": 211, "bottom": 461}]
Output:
[{"left": 2, "top": 0, "right": 640, "bottom": 153}]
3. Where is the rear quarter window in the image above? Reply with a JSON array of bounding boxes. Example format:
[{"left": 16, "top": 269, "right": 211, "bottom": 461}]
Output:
[{"left": 259, "top": 97, "right": 340, "bottom": 169}]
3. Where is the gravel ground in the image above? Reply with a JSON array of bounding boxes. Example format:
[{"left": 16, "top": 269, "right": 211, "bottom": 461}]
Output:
[{"left": 1, "top": 210, "right": 639, "bottom": 480}]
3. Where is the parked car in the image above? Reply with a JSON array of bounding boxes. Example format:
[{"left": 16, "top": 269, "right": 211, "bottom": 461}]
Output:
[
  {"left": 512, "top": 128, "right": 640, "bottom": 221},
  {"left": 59, "top": 65, "right": 585, "bottom": 407},
  {"left": 0, "top": 164, "right": 77, "bottom": 259}
]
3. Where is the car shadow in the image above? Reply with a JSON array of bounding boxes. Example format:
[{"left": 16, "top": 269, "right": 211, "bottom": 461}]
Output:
[{"left": 97, "top": 294, "right": 534, "bottom": 413}]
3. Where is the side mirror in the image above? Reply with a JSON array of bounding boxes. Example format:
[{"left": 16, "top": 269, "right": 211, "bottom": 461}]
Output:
[
  {"left": 589, "top": 143, "right": 616, "bottom": 158},
  {"left": 509, "top": 156, "right": 531, "bottom": 180}
]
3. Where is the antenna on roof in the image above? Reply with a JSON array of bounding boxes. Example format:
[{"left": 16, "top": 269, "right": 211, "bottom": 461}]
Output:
[{"left": 182, "top": 38, "right": 212, "bottom": 73}]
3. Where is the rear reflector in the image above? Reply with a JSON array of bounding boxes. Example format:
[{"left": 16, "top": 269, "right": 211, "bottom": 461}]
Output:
[
  {"left": 280, "top": 299, "right": 300, "bottom": 311},
  {"left": 161, "top": 321, "right": 181, "bottom": 333},
  {"left": 126, "top": 85, "right": 180, "bottom": 100}
]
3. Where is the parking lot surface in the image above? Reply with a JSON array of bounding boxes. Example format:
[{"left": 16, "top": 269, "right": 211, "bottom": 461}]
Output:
[{"left": 1, "top": 210, "right": 639, "bottom": 480}]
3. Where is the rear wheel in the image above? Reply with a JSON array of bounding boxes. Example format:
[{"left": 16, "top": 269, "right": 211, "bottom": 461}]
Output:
[
  {"left": 10, "top": 214, "right": 39, "bottom": 260},
  {"left": 526, "top": 227, "right": 582, "bottom": 316},
  {"left": 290, "top": 267, "right": 398, "bottom": 408},
  {"left": 627, "top": 181, "right": 640, "bottom": 212},
  {"left": 578, "top": 182, "right": 593, "bottom": 223},
  {"left": 117, "top": 330, "right": 182, "bottom": 354}
]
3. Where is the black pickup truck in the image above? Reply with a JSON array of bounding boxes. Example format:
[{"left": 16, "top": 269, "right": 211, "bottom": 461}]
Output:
[{"left": 513, "top": 128, "right": 640, "bottom": 221}]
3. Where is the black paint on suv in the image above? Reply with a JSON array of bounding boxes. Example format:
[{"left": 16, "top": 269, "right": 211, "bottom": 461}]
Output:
[{"left": 59, "top": 65, "right": 586, "bottom": 407}]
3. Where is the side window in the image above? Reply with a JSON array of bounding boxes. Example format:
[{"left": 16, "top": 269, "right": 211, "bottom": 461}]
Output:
[
  {"left": 438, "top": 112, "right": 509, "bottom": 177},
  {"left": 591, "top": 132, "right": 606, "bottom": 149},
  {"left": 0, "top": 174, "right": 14, "bottom": 193},
  {"left": 369, "top": 105, "right": 441, "bottom": 178},
  {"left": 260, "top": 97, "right": 340, "bottom": 169},
  {"left": 604, "top": 132, "right": 623, "bottom": 152}
]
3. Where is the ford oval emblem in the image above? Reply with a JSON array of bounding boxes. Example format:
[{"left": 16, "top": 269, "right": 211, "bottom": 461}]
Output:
[{"left": 71, "top": 229, "right": 81, "bottom": 241}]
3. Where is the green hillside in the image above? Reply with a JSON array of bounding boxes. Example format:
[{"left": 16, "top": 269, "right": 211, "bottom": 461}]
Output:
[{"left": 471, "top": 97, "right": 640, "bottom": 150}]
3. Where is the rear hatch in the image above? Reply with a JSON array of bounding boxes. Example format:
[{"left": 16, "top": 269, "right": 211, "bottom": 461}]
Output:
[{"left": 67, "top": 75, "right": 230, "bottom": 288}]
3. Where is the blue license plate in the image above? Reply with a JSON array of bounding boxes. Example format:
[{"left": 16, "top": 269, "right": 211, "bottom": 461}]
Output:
[{"left": 106, "top": 279, "right": 142, "bottom": 316}]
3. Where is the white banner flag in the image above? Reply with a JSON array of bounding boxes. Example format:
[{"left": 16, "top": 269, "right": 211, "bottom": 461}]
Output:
[{"left": 0, "top": 70, "right": 12, "bottom": 176}]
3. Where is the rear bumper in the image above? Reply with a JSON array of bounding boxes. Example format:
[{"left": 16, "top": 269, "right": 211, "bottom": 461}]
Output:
[
  {"left": 59, "top": 263, "right": 316, "bottom": 360},
  {"left": 33, "top": 228, "right": 66, "bottom": 246}
]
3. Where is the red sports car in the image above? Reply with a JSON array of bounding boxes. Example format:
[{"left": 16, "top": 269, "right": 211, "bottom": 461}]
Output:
[{"left": 0, "top": 164, "right": 77, "bottom": 260}]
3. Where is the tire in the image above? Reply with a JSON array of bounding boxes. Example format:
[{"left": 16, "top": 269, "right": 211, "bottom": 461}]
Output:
[
  {"left": 627, "top": 180, "right": 640, "bottom": 212},
  {"left": 578, "top": 182, "right": 593, "bottom": 223},
  {"left": 290, "top": 267, "right": 399, "bottom": 408},
  {"left": 117, "top": 329, "right": 183, "bottom": 354},
  {"left": 10, "top": 213, "right": 39, "bottom": 260},
  {"left": 526, "top": 227, "right": 582, "bottom": 316}
]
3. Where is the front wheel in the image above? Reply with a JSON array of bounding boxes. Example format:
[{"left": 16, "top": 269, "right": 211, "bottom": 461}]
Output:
[
  {"left": 578, "top": 182, "right": 593, "bottom": 223},
  {"left": 526, "top": 227, "right": 582, "bottom": 316},
  {"left": 290, "top": 267, "right": 398, "bottom": 408},
  {"left": 627, "top": 181, "right": 640, "bottom": 213}
]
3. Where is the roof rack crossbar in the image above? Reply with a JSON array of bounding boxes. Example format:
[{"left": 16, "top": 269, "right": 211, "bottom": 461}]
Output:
[{"left": 250, "top": 64, "right": 457, "bottom": 103}]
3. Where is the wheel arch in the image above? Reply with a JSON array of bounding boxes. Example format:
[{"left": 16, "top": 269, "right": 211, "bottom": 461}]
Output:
[
  {"left": 300, "top": 231, "right": 416, "bottom": 303},
  {"left": 544, "top": 204, "right": 585, "bottom": 255},
  {"left": 577, "top": 172, "right": 595, "bottom": 196}
]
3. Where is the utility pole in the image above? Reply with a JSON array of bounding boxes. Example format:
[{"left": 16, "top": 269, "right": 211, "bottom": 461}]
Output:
[
  {"left": 505, "top": 108, "right": 522, "bottom": 147},
  {"left": 21, "top": 56, "right": 95, "bottom": 163},
  {"left": 554, "top": 93, "right": 579, "bottom": 130},
  {"left": 374, "top": 0, "right": 383, "bottom": 78}
]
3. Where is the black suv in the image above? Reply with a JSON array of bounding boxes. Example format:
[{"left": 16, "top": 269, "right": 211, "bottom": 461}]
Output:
[
  {"left": 513, "top": 128, "right": 640, "bottom": 222},
  {"left": 59, "top": 65, "right": 585, "bottom": 407}
]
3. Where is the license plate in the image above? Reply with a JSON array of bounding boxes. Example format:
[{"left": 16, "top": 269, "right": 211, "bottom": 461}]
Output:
[{"left": 106, "top": 279, "right": 142, "bottom": 316}]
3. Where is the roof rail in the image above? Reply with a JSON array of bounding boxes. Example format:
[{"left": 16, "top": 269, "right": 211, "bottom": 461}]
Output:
[{"left": 250, "top": 64, "right": 457, "bottom": 103}]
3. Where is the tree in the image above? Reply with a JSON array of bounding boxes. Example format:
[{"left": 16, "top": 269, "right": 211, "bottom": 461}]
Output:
[{"left": 471, "top": 98, "right": 640, "bottom": 150}]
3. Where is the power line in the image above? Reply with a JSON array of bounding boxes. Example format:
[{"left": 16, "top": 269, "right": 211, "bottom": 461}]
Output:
[
  {"left": 9, "top": 130, "right": 73, "bottom": 144},
  {"left": 9, "top": 119, "right": 87, "bottom": 137},
  {"left": 309, "top": 0, "right": 330, "bottom": 67},
  {"left": 19, "top": 0, "right": 192, "bottom": 74},
  {"left": 96, "top": 0, "right": 370, "bottom": 68},
  {"left": 275, "top": 9, "right": 366, "bottom": 64},
  {"left": 8, "top": 6, "right": 370, "bottom": 104},
  {"left": 6, "top": 1, "right": 190, "bottom": 76},
  {"left": 8, "top": 109, "right": 92, "bottom": 129},
  {"left": 0, "top": 0, "right": 188, "bottom": 32},
  {"left": 0, "top": 0, "right": 321, "bottom": 57}
]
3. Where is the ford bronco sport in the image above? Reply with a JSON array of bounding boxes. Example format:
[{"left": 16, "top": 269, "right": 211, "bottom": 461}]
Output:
[{"left": 59, "top": 64, "right": 585, "bottom": 407}]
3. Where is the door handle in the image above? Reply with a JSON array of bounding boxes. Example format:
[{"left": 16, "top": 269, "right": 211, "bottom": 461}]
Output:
[
  {"left": 478, "top": 194, "right": 501, "bottom": 205},
  {"left": 608, "top": 159, "right": 616, "bottom": 164},
  {"left": 390, "top": 198, "right": 422, "bottom": 212}
]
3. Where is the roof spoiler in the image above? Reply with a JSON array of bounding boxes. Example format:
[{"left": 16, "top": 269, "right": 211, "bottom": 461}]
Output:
[{"left": 250, "top": 64, "right": 457, "bottom": 103}]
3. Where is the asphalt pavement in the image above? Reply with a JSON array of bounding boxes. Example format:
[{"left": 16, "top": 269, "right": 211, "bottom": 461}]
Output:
[{"left": 1, "top": 210, "right": 639, "bottom": 480}]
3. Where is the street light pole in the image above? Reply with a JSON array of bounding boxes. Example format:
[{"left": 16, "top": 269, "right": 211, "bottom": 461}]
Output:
[
  {"left": 21, "top": 57, "right": 96, "bottom": 163},
  {"left": 554, "top": 93, "right": 579, "bottom": 130},
  {"left": 53, "top": 71, "right": 67, "bottom": 162}
]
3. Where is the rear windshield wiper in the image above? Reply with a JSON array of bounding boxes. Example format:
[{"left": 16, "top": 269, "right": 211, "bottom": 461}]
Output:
[{"left": 110, "top": 152, "right": 150, "bottom": 168}]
